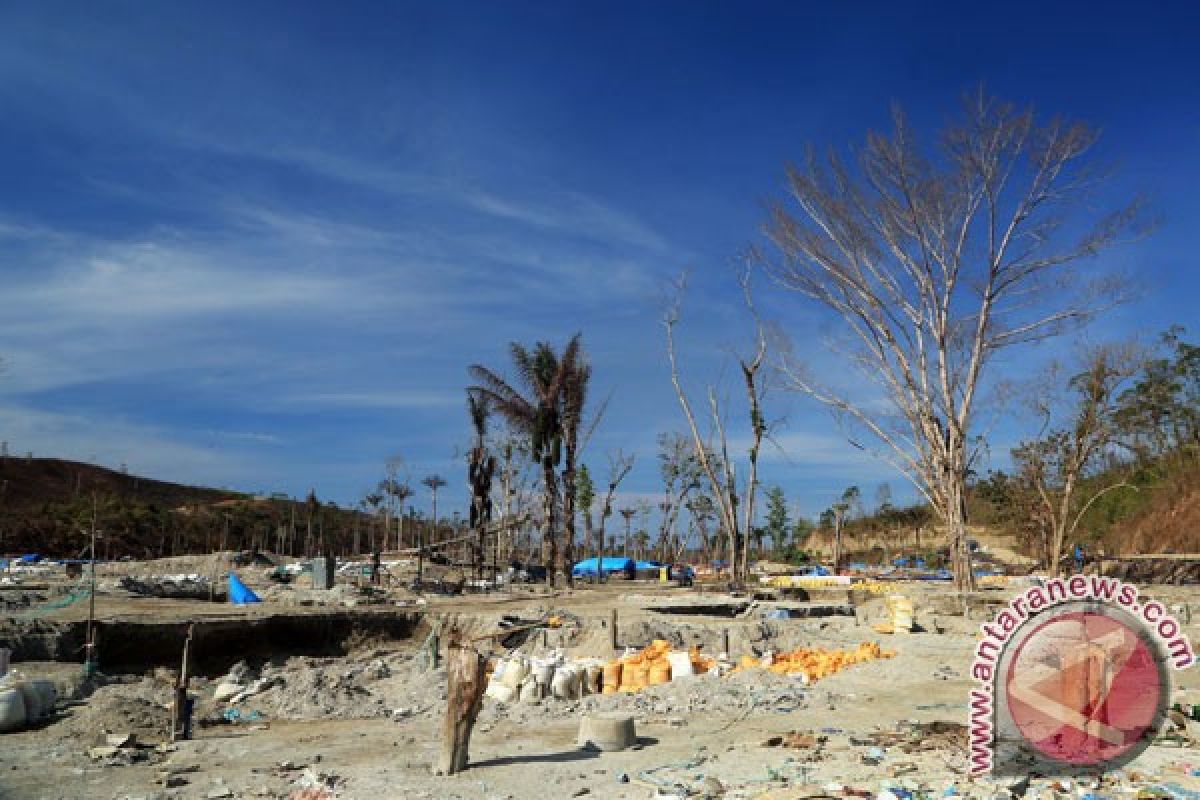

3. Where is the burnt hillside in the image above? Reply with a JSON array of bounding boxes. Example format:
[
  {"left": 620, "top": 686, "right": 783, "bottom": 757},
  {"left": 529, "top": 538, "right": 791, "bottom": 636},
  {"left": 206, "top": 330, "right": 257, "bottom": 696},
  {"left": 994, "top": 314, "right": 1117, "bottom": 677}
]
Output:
[{"left": 0, "top": 457, "right": 243, "bottom": 513}]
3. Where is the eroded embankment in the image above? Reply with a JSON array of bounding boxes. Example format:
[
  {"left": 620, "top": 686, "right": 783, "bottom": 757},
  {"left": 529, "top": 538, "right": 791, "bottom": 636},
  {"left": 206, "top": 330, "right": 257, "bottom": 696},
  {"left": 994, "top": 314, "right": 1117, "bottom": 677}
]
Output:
[{"left": 0, "top": 609, "right": 425, "bottom": 673}]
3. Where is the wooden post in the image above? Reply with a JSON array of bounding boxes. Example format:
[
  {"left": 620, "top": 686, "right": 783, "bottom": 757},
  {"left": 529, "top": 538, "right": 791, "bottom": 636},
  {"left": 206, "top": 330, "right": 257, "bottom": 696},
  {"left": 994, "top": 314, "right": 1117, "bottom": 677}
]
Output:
[
  {"left": 722, "top": 629, "right": 730, "bottom": 658},
  {"left": 434, "top": 629, "right": 487, "bottom": 776},
  {"left": 171, "top": 623, "right": 194, "bottom": 741},
  {"left": 610, "top": 608, "right": 618, "bottom": 652}
]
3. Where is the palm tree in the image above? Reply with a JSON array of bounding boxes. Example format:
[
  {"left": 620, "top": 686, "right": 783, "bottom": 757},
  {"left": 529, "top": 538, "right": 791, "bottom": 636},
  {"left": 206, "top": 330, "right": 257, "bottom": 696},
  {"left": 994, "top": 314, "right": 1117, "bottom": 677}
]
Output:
[
  {"left": 557, "top": 341, "right": 591, "bottom": 586},
  {"left": 421, "top": 474, "right": 446, "bottom": 584},
  {"left": 363, "top": 491, "right": 383, "bottom": 552},
  {"left": 469, "top": 334, "right": 587, "bottom": 587},
  {"left": 395, "top": 483, "right": 414, "bottom": 551}
]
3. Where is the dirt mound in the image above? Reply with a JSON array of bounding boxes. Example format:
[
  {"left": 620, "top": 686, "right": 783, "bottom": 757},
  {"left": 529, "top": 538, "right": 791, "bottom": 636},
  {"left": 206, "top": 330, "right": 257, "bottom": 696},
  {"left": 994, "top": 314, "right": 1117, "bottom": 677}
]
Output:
[{"left": 56, "top": 677, "right": 174, "bottom": 742}]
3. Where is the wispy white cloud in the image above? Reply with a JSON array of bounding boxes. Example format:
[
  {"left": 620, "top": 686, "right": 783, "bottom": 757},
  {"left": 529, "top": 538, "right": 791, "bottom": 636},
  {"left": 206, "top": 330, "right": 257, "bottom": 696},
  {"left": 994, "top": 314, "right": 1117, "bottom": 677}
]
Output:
[
  {"left": 0, "top": 404, "right": 266, "bottom": 487},
  {"left": 461, "top": 188, "right": 670, "bottom": 254},
  {"left": 25, "top": 242, "right": 358, "bottom": 322},
  {"left": 211, "top": 430, "right": 282, "bottom": 445},
  {"left": 284, "top": 390, "right": 464, "bottom": 410}
]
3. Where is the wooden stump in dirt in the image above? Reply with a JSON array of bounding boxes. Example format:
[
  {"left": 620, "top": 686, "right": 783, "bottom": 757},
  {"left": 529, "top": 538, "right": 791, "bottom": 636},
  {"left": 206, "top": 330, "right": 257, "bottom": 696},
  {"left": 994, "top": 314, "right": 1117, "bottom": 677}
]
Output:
[
  {"left": 170, "top": 624, "right": 194, "bottom": 742},
  {"left": 434, "top": 629, "right": 487, "bottom": 776}
]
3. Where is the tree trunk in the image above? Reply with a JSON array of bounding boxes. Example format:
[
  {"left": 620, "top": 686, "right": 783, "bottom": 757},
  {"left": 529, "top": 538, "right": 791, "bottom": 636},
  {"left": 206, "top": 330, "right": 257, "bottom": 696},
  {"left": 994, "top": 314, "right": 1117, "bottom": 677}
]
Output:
[
  {"left": 562, "top": 465, "right": 577, "bottom": 589},
  {"left": 435, "top": 630, "right": 487, "bottom": 776},
  {"left": 542, "top": 463, "right": 557, "bottom": 586},
  {"left": 946, "top": 479, "right": 976, "bottom": 592},
  {"left": 832, "top": 517, "right": 844, "bottom": 574},
  {"left": 583, "top": 511, "right": 597, "bottom": 581}
]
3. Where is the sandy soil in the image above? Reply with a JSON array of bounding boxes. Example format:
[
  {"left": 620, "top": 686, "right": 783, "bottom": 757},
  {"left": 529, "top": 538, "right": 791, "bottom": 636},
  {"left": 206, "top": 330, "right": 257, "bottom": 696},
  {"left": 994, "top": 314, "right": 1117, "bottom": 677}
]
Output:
[{"left": 1, "top": 559, "right": 1198, "bottom": 800}]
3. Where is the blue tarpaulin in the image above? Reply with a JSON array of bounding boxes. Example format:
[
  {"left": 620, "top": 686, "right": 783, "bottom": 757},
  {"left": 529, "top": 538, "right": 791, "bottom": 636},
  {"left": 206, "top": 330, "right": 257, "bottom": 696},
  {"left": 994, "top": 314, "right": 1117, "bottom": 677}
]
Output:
[
  {"left": 634, "top": 560, "right": 664, "bottom": 571},
  {"left": 228, "top": 572, "right": 262, "bottom": 604},
  {"left": 572, "top": 557, "right": 635, "bottom": 578},
  {"left": 18, "top": 554, "right": 41, "bottom": 563}
]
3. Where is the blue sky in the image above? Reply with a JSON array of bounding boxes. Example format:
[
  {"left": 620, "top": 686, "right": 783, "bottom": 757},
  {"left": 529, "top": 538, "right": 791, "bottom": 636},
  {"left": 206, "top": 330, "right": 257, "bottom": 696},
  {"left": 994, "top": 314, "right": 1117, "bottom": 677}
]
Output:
[{"left": 1, "top": 1, "right": 1197, "bottom": 523}]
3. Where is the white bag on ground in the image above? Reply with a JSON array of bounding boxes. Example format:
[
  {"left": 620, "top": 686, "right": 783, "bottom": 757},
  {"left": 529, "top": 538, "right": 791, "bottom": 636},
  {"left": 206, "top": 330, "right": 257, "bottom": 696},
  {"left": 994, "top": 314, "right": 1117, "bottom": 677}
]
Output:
[
  {"left": 0, "top": 687, "right": 26, "bottom": 733},
  {"left": 551, "top": 665, "right": 581, "bottom": 700},
  {"left": 11, "top": 682, "right": 41, "bottom": 721},
  {"left": 499, "top": 657, "right": 528, "bottom": 689},
  {"left": 666, "top": 651, "right": 694, "bottom": 678}
]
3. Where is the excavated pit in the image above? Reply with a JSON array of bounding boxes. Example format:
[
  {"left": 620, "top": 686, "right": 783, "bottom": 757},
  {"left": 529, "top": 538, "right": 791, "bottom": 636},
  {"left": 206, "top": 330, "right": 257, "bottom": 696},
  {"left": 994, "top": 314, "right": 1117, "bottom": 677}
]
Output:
[
  {"left": 646, "top": 602, "right": 751, "bottom": 617},
  {"left": 647, "top": 601, "right": 858, "bottom": 620},
  {"left": 0, "top": 610, "right": 425, "bottom": 675}
]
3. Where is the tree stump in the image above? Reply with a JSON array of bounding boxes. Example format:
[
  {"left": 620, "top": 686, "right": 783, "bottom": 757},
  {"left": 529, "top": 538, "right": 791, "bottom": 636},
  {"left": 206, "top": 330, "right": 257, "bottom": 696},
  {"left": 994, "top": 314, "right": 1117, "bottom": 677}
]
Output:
[{"left": 434, "top": 629, "right": 487, "bottom": 776}]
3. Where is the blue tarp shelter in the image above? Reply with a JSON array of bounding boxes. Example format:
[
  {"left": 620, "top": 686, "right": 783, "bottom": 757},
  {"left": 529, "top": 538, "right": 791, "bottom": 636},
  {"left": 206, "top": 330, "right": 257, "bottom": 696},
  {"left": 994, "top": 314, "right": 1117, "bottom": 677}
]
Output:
[
  {"left": 18, "top": 554, "right": 41, "bottom": 563},
  {"left": 228, "top": 572, "right": 262, "bottom": 604},
  {"left": 634, "top": 560, "right": 663, "bottom": 571},
  {"left": 572, "top": 557, "right": 635, "bottom": 578}
]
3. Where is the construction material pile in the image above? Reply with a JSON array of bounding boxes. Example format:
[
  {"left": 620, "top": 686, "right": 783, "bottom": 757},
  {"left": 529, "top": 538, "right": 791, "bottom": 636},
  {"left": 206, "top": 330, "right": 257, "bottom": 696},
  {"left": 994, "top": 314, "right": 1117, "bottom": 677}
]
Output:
[
  {"left": 483, "top": 638, "right": 895, "bottom": 705},
  {"left": 604, "top": 640, "right": 715, "bottom": 692},
  {"left": 736, "top": 641, "right": 895, "bottom": 683},
  {"left": 873, "top": 595, "right": 916, "bottom": 635}
]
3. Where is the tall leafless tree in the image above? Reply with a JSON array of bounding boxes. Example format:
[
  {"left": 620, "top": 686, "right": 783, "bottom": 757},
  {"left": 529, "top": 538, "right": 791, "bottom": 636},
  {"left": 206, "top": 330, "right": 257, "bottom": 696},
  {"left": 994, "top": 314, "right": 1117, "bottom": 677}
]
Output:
[
  {"left": 759, "top": 92, "right": 1146, "bottom": 589},
  {"left": 664, "top": 270, "right": 769, "bottom": 586},
  {"left": 1012, "top": 344, "right": 1142, "bottom": 575}
]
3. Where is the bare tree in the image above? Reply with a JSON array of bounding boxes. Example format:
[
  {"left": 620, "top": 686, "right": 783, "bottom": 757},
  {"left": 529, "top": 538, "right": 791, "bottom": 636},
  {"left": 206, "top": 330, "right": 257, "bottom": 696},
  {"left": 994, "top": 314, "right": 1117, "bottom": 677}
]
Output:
[
  {"left": 760, "top": 92, "right": 1145, "bottom": 589},
  {"left": 618, "top": 507, "right": 636, "bottom": 558},
  {"left": 580, "top": 452, "right": 635, "bottom": 576},
  {"left": 825, "top": 485, "right": 859, "bottom": 573},
  {"left": 664, "top": 270, "right": 769, "bottom": 585},
  {"left": 656, "top": 433, "right": 703, "bottom": 563},
  {"left": 685, "top": 492, "right": 718, "bottom": 564},
  {"left": 1012, "top": 345, "right": 1142, "bottom": 575},
  {"left": 491, "top": 433, "right": 533, "bottom": 566}
]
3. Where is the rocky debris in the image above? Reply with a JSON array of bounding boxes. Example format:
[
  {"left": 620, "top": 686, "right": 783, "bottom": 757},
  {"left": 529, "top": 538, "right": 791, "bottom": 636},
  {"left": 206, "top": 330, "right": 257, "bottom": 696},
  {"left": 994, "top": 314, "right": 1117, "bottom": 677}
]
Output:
[
  {"left": 86, "top": 729, "right": 160, "bottom": 766},
  {"left": 116, "top": 574, "right": 217, "bottom": 600},
  {"left": 213, "top": 681, "right": 243, "bottom": 702},
  {"left": 291, "top": 767, "right": 343, "bottom": 794},
  {"left": 256, "top": 582, "right": 390, "bottom": 609}
]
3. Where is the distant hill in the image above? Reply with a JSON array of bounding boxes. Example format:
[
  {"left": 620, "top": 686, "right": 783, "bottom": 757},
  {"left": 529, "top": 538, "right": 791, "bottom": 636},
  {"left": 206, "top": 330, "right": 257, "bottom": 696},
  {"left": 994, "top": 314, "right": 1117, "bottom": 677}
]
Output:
[
  {"left": 0, "top": 457, "right": 245, "bottom": 514},
  {"left": 0, "top": 457, "right": 441, "bottom": 561}
]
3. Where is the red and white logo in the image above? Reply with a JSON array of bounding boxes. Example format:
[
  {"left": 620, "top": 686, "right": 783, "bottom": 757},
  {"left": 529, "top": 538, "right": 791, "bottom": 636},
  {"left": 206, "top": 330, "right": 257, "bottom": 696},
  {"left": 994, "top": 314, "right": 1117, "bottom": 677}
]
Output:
[
  {"left": 1004, "top": 608, "right": 1163, "bottom": 766},
  {"left": 968, "top": 577, "right": 1190, "bottom": 776}
]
